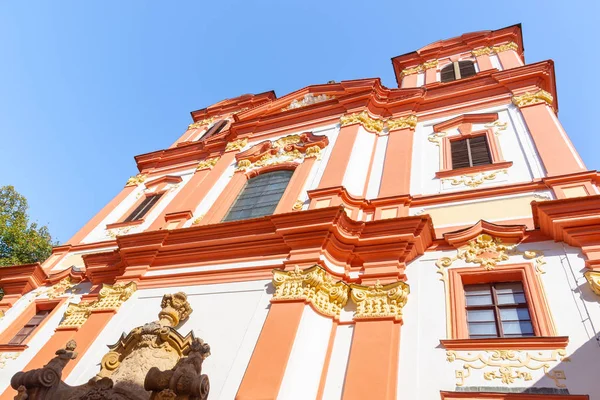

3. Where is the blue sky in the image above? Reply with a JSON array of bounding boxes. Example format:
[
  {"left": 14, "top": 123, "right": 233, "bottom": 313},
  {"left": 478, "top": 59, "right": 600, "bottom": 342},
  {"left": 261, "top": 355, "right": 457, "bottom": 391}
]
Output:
[{"left": 1, "top": 1, "right": 598, "bottom": 243}]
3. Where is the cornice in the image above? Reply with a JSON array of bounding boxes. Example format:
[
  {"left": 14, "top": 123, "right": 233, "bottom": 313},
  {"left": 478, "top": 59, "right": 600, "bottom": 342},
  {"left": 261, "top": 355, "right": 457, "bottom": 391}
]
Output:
[
  {"left": 80, "top": 207, "right": 433, "bottom": 286},
  {"left": 0, "top": 263, "right": 47, "bottom": 295}
]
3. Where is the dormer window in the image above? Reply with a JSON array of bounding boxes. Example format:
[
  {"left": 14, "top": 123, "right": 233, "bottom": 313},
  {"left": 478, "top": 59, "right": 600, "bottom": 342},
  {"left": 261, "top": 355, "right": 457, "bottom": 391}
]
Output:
[
  {"left": 441, "top": 61, "right": 477, "bottom": 83},
  {"left": 200, "top": 120, "right": 228, "bottom": 141}
]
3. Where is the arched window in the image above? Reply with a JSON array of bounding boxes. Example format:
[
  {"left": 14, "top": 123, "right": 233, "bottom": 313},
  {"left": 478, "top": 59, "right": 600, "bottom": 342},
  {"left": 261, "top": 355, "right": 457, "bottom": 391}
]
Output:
[
  {"left": 440, "top": 61, "right": 477, "bottom": 83},
  {"left": 222, "top": 170, "right": 294, "bottom": 222},
  {"left": 200, "top": 120, "right": 228, "bottom": 141}
]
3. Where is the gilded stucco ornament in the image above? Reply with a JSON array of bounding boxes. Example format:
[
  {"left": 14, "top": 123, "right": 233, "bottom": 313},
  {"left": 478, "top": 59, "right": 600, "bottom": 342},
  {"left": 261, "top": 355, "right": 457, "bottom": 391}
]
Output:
[
  {"left": 273, "top": 134, "right": 302, "bottom": 148},
  {"left": 196, "top": 157, "right": 220, "bottom": 171},
  {"left": 442, "top": 169, "right": 508, "bottom": 188},
  {"left": 428, "top": 131, "right": 447, "bottom": 146},
  {"left": 400, "top": 59, "right": 438, "bottom": 76},
  {"left": 59, "top": 282, "right": 137, "bottom": 328},
  {"left": 304, "top": 145, "right": 322, "bottom": 159},
  {"left": 387, "top": 115, "right": 417, "bottom": 131},
  {"left": 188, "top": 117, "right": 214, "bottom": 130},
  {"left": 126, "top": 173, "right": 147, "bottom": 187},
  {"left": 292, "top": 199, "right": 304, "bottom": 211},
  {"left": 225, "top": 138, "right": 248, "bottom": 152},
  {"left": 0, "top": 353, "right": 19, "bottom": 369},
  {"left": 584, "top": 271, "right": 600, "bottom": 295},
  {"left": 39, "top": 277, "right": 77, "bottom": 299},
  {"left": 282, "top": 93, "right": 334, "bottom": 111},
  {"left": 191, "top": 214, "right": 205, "bottom": 225},
  {"left": 471, "top": 41, "right": 519, "bottom": 57},
  {"left": 340, "top": 111, "right": 384, "bottom": 133},
  {"left": 436, "top": 234, "right": 546, "bottom": 281},
  {"left": 447, "top": 349, "right": 568, "bottom": 388},
  {"left": 484, "top": 120, "right": 508, "bottom": 135},
  {"left": 512, "top": 90, "right": 554, "bottom": 108},
  {"left": 272, "top": 266, "right": 350, "bottom": 318},
  {"left": 350, "top": 280, "right": 409, "bottom": 320}
]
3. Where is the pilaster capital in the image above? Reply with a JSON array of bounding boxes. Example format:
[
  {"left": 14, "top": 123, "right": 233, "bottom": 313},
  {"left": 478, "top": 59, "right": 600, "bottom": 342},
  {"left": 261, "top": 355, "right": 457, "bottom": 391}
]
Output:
[
  {"left": 225, "top": 138, "right": 248, "bottom": 152},
  {"left": 125, "top": 174, "right": 146, "bottom": 187},
  {"left": 511, "top": 90, "right": 553, "bottom": 108},
  {"left": 196, "top": 157, "right": 220, "bottom": 171},
  {"left": 387, "top": 114, "right": 417, "bottom": 131},
  {"left": 188, "top": 117, "right": 214, "bottom": 130},
  {"left": 584, "top": 271, "right": 600, "bottom": 296},
  {"left": 340, "top": 111, "right": 384, "bottom": 133},
  {"left": 272, "top": 265, "right": 349, "bottom": 318},
  {"left": 59, "top": 282, "right": 137, "bottom": 328},
  {"left": 350, "top": 280, "right": 409, "bottom": 321},
  {"left": 472, "top": 42, "right": 519, "bottom": 57},
  {"left": 400, "top": 60, "right": 438, "bottom": 77}
]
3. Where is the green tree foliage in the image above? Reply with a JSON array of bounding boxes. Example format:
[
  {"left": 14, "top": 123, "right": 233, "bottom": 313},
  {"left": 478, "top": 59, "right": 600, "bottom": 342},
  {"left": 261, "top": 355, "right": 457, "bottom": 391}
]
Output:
[{"left": 0, "top": 185, "right": 55, "bottom": 267}]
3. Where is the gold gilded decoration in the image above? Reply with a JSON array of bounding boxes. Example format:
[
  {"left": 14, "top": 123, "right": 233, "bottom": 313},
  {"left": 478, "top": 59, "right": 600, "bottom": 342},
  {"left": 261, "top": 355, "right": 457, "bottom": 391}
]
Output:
[
  {"left": 441, "top": 169, "right": 508, "bottom": 188},
  {"left": 340, "top": 111, "right": 384, "bottom": 133},
  {"left": 485, "top": 120, "right": 509, "bottom": 135},
  {"left": 512, "top": 90, "right": 553, "bottom": 108},
  {"left": 225, "top": 138, "right": 248, "bottom": 152},
  {"left": 584, "top": 271, "right": 600, "bottom": 295},
  {"left": 304, "top": 145, "right": 322, "bottom": 159},
  {"left": 158, "top": 292, "right": 193, "bottom": 327},
  {"left": 0, "top": 352, "right": 19, "bottom": 369},
  {"left": 59, "top": 282, "right": 137, "bottom": 328},
  {"left": 272, "top": 266, "right": 349, "bottom": 318},
  {"left": 428, "top": 131, "right": 447, "bottom": 146},
  {"left": 400, "top": 60, "right": 438, "bottom": 76},
  {"left": 43, "top": 277, "right": 76, "bottom": 299},
  {"left": 447, "top": 349, "right": 569, "bottom": 388},
  {"left": 387, "top": 115, "right": 417, "bottom": 131},
  {"left": 282, "top": 93, "right": 334, "bottom": 111},
  {"left": 273, "top": 134, "right": 302, "bottom": 148},
  {"left": 191, "top": 214, "right": 205, "bottom": 225},
  {"left": 125, "top": 173, "right": 146, "bottom": 187},
  {"left": 350, "top": 280, "right": 409, "bottom": 320},
  {"left": 106, "top": 225, "right": 133, "bottom": 239},
  {"left": 236, "top": 149, "right": 303, "bottom": 171},
  {"left": 196, "top": 157, "right": 220, "bottom": 171},
  {"left": 188, "top": 117, "right": 214, "bottom": 130},
  {"left": 292, "top": 199, "right": 304, "bottom": 211},
  {"left": 436, "top": 234, "right": 546, "bottom": 282},
  {"left": 471, "top": 42, "right": 519, "bottom": 57}
]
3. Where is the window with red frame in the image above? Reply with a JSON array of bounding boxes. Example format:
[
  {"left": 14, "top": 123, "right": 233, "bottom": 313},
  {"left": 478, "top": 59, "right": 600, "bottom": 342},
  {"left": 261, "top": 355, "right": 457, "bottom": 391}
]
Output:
[
  {"left": 8, "top": 309, "right": 51, "bottom": 345},
  {"left": 123, "top": 193, "right": 163, "bottom": 222}
]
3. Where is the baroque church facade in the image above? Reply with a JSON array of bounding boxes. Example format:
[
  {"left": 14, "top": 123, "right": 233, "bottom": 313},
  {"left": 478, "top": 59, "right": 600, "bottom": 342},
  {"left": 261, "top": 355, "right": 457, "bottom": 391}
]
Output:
[{"left": 0, "top": 24, "right": 599, "bottom": 399}]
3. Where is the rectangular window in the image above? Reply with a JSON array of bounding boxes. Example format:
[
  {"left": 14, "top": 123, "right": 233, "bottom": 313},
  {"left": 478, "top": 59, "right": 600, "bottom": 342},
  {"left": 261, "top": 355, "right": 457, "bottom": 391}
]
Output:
[
  {"left": 124, "top": 193, "right": 162, "bottom": 222},
  {"left": 465, "top": 282, "right": 534, "bottom": 339},
  {"left": 450, "top": 135, "right": 492, "bottom": 169},
  {"left": 8, "top": 310, "right": 50, "bottom": 345}
]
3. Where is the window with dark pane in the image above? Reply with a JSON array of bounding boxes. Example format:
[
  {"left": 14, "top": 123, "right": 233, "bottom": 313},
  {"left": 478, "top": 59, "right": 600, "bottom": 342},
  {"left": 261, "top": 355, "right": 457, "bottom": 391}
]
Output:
[
  {"left": 440, "top": 61, "right": 477, "bottom": 83},
  {"left": 464, "top": 282, "right": 534, "bottom": 339},
  {"left": 440, "top": 64, "right": 456, "bottom": 83},
  {"left": 450, "top": 135, "right": 492, "bottom": 169},
  {"left": 8, "top": 309, "right": 51, "bottom": 345},
  {"left": 201, "top": 120, "right": 228, "bottom": 141},
  {"left": 223, "top": 170, "right": 293, "bottom": 222},
  {"left": 458, "top": 61, "right": 476, "bottom": 79},
  {"left": 124, "top": 193, "right": 163, "bottom": 222}
]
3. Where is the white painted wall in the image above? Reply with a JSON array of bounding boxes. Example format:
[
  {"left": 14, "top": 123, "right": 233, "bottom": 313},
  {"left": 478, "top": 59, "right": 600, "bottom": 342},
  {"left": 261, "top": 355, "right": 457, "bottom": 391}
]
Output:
[
  {"left": 410, "top": 104, "right": 547, "bottom": 196},
  {"left": 399, "top": 242, "right": 600, "bottom": 399},
  {"left": 278, "top": 305, "right": 333, "bottom": 400},
  {"left": 65, "top": 280, "right": 271, "bottom": 400},
  {"left": 342, "top": 126, "right": 376, "bottom": 197}
]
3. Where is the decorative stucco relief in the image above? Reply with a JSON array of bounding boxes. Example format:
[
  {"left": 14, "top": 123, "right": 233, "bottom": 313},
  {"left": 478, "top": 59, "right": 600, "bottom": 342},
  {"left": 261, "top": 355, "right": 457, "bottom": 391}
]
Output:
[
  {"left": 340, "top": 111, "right": 418, "bottom": 133},
  {"left": 447, "top": 349, "right": 569, "bottom": 388},
  {"left": 196, "top": 157, "right": 220, "bottom": 171},
  {"left": 584, "top": 271, "right": 600, "bottom": 296},
  {"left": 0, "top": 352, "right": 19, "bottom": 369},
  {"left": 436, "top": 234, "right": 546, "bottom": 281},
  {"left": 441, "top": 169, "right": 508, "bottom": 188},
  {"left": 188, "top": 117, "right": 214, "bottom": 130},
  {"left": 471, "top": 41, "right": 519, "bottom": 57},
  {"left": 484, "top": 120, "right": 508, "bottom": 136},
  {"left": 272, "top": 266, "right": 349, "bottom": 318},
  {"left": 350, "top": 280, "right": 410, "bottom": 321},
  {"left": 282, "top": 93, "right": 334, "bottom": 111},
  {"left": 400, "top": 59, "right": 438, "bottom": 76},
  {"left": 225, "top": 138, "right": 248, "bottom": 152},
  {"left": 36, "top": 276, "right": 78, "bottom": 299},
  {"left": 125, "top": 174, "right": 147, "bottom": 187},
  {"left": 59, "top": 282, "right": 137, "bottom": 328},
  {"left": 512, "top": 90, "right": 553, "bottom": 108},
  {"left": 235, "top": 132, "right": 328, "bottom": 171}
]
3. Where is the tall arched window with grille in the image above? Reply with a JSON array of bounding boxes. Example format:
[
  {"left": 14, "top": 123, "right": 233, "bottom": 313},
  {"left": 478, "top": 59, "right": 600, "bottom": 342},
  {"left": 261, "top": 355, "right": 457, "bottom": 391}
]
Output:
[
  {"left": 441, "top": 60, "right": 477, "bottom": 82},
  {"left": 222, "top": 170, "right": 293, "bottom": 222}
]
